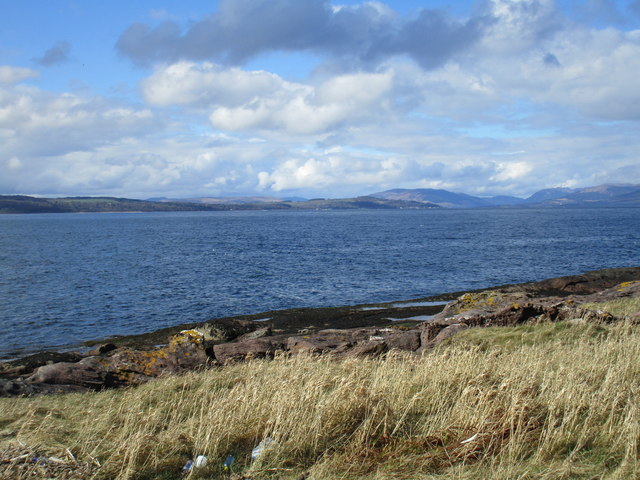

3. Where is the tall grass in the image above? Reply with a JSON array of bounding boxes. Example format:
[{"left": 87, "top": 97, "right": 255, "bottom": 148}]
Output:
[{"left": 2, "top": 321, "right": 639, "bottom": 479}]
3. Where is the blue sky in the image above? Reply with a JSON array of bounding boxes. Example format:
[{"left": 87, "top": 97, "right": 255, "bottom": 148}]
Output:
[{"left": 1, "top": 0, "right": 640, "bottom": 199}]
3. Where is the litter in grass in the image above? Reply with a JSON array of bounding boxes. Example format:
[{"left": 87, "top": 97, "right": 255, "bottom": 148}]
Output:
[{"left": 252, "top": 437, "right": 273, "bottom": 461}]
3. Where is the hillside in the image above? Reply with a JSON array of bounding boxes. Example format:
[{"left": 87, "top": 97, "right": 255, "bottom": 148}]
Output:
[
  {"left": 0, "top": 195, "right": 437, "bottom": 214},
  {"left": 0, "top": 195, "right": 247, "bottom": 214},
  {"left": 371, "top": 183, "right": 640, "bottom": 208}
]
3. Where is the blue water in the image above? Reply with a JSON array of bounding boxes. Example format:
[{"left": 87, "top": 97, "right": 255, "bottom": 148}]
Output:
[{"left": 1, "top": 208, "right": 639, "bottom": 358}]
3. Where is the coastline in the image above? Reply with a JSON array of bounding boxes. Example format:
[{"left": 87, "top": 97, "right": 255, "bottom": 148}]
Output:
[{"left": 1, "top": 266, "right": 639, "bottom": 398}]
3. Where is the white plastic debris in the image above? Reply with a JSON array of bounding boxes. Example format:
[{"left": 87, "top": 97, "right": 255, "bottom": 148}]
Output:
[
  {"left": 460, "top": 433, "right": 479, "bottom": 444},
  {"left": 251, "top": 437, "right": 273, "bottom": 461},
  {"left": 194, "top": 455, "right": 208, "bottom": 468},
  {"left": 183, "top": 455, "right": 208, "bottom": 473}
]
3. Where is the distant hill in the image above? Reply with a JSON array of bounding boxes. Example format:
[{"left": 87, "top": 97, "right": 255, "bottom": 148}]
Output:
[
  {"left": 528, "top": 185, "right": 640, "bottom": 206},
  {"left": 370, "top": 188, "right": 523, "bottom": 208},
  {"left": 2, "top": 184, "right": 638, "bottom": 214},
  {"left": 285, "top": 196, "right": 440, "bottom": 210},
  {"left": 522, "top": 187, "right": 576, "bottom": 204},
  {"left": 0, "top": 195, "right": 438, "bottom": 214},
  {"left": 371, "top": 184, "right": 640, "bottom": 208},
  {"left": 0, "top": 196, "right": 286, "bottom": 214},
  {"left": 154, "top": 196, "right": 289, "bottom": 205}
]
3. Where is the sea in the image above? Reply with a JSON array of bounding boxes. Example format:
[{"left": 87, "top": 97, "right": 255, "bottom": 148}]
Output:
[{"left": 1, "top": 208, "right": 639, "bottom": 359}]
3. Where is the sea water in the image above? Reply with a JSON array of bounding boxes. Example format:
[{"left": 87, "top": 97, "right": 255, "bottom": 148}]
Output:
[{"left": 1, "top": 208, "right": 638, "bottom": 358}]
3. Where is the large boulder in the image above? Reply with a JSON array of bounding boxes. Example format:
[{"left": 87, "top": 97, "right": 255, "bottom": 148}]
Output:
[
  {"left": 213, "top": 337, "right": 288, "bottom": 365},
  {"left": 383, "top": 329, "right": 421, "bottom": 351},
  {"left": 195, "top": 319, "right": 258, "bottom": 343},
  {"left": 101, "top": 329, "right": 211, "bottom": 386},
  {"left": 28, "top": 358, "right": 107, "bottom": 390},
  {"left": 0, "top": 351, "right": 83, "bottom": 379},
  {"left": 345, "top": 340, "right": 387, "bottom": 357},
  {"left": 423, "top": 324, "right": 468, "bottom": 349},
  {"left": 287, "top": 330, "right": 352, "bottom": 355},
  {"left": 27, "top": 330, "right": 212, "bottom": 390}
]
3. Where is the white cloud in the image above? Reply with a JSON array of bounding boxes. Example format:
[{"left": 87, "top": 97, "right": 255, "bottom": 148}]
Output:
[
  {"left": 0, "top": 65, "right": 38, "bottom": 84},
  {"left": 491, "top": 161, "right": 533, "bottom": 181},
  {"left": 209, "top": 69, "right": 394, "bottom": 134},
  {"left": 142, "top": 62, "right": 395, "bottom": 135},
  {"left": 257, "top": 150, "right": 404, "bottom": 193},
  {"left": 141, "top": 61, "right": 286, "bottom": 107},
  {"left": 0, "top": 83, "right": 158, "bottom": 159}
]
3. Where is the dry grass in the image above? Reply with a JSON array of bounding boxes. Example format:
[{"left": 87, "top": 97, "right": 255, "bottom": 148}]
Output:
[
  {"left": 582, "top": 296, "right": 640, "bottom": 319},
  {"left": 1, "top": 321, "right": 640, "bottom": 479}
]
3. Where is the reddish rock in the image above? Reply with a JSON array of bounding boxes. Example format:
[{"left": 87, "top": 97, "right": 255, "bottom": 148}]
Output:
[
  {"left": 0, "top": 351, "right": 83, "bottom": 379},
  {"left": 102, "top": 330, "right": 211, "bottom": 384},
  {"left": 419, "top": 323, "right": 447, "bottom": 349},
  {"left": 427, "top": 324, "right": 468, "bottom": 348},
  {"left": 383, "top": 330, "right": 421, "bottom": 351},
  {"left": 28, "top": 359, "right": 107, "bottom": 390},
  {"left": 237, "top": 326, "right": 272, "bottom": 341},
  {"left": 287, "top": 330, "right": 352, "bottom": 355},
  {"left": 213, "top": 337, "right": 287, "bottom": 365},
  {"left": 346, "top": 340, "right": 387, "bottom": 357}
]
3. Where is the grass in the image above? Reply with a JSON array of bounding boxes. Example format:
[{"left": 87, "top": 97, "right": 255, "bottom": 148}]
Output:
[
  {"left": 582, "top": 296, "right": 640, "bottom": 319},
  {"left": 2, "top": 320, "right": 640, "bottom": 479}
]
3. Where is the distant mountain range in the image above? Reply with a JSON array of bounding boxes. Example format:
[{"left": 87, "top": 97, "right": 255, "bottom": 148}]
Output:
[
  {"left": 371, "top": 184, "right": 640, "bottom": 208},
  {"left": 1, "top": 184, "right": 638, "bottom": 214}
]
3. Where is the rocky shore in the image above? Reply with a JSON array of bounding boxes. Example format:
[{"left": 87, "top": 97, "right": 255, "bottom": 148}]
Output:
[{"left": 2, "top": 267, "right": 639, "bottom": 397}]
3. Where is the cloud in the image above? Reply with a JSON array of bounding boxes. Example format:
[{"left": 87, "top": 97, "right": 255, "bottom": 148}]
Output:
[
  {"left": 35, "top": 41, "right": 72, "bottom": 66},
  {"left": 211, "top": 69, "right": 394, "bottom": 134},
  {"left": 3, "top": 0, "right": 640, "bottom": 199},
  {"left": 116, "top": 0, "right": 487, "bottom": 70},
  {"left": 141, "top": 62, "right": 286, "bottom": 107},
  {"left": 0, "top": 82, "right": 160, "bottom": 163},
  {"left": 142, "top": 61, "right": 394, "bottom": 134},
  {"left": 477, "top": 0, "right": 563, "bottom": 55},
  {"left": 0, "top": 65, "right": 38, "bottom": 84}
]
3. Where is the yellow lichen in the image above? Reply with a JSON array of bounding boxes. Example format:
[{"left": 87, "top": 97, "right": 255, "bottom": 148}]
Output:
[{"left": 617, "top": 280, "right": 640, "bottom": 292}]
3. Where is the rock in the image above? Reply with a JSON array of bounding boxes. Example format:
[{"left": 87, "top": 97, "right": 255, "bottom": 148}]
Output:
[
  {"left": 427, "top": 324, "right": 468, "bottom": 348},
  {"left": 28, "top": 359, "right": 107, "bottom": 390},
  {"left": 237, "top": 326, "right": 272, "bottom": 341},
  {"left": 25, "top": 330, "right": 214, "bottom": 391},
  {"left": 102, "top": 330, "right": 211, "bottom": 384},
  {"left": 85, "top": 343, "right": 117, "bottom": 356},
  {"left": 346, "top": 340, "right": 387, "bottom": 357},
  {"left": 287, "top": 330, "right": 352, "bottom": 355},
  {"left": 382, "top": 330, "right": 421, "bottom": 351},
  {"left": 419, "top": 322, "right": 447, "bottom": 347},
  {"left": 213, "top": 337, "right": 287, "bottom": 365},
  {"left": 195, "top": 319, "right": 258, "bottom": 343},
  {"left": 0, "top": 351, "right": 83, "bottom": 379},
  {"left": 505, "top": 267, "right": 640, "bottom": 296}
]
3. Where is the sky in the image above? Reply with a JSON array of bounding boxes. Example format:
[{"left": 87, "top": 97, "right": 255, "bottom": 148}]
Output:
[{"left": 1, "top": 0, "right": 640, "bottom": 199}]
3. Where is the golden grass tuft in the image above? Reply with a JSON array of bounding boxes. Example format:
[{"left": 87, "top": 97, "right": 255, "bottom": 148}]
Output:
[{"left": 2, "top": 321, "right": 640, "bottom": 479}]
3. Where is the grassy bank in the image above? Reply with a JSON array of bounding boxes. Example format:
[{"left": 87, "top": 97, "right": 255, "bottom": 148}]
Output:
[{"left": 2, "top": 318, "right": 639, "bottom": 479}]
